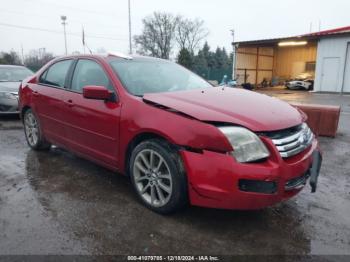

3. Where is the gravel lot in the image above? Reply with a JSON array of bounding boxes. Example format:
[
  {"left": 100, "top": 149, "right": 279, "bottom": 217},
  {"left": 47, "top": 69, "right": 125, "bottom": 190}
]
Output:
[{"left": 0, "top": 90, "right": 349, "bottom": 258}]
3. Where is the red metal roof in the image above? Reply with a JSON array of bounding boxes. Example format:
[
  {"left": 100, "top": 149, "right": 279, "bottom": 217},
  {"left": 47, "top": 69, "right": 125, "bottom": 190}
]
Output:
[
  {"left": 234, "top": 26, "right": 350, "bottom": 45},
  {"left": 302, "top": 26, "right": 350, "bottom": 37}
]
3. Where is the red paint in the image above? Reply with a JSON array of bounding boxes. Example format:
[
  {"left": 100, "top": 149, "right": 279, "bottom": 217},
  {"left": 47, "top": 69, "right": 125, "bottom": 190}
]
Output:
[
  {"left": 302, "top": 25, "right": 350, "bottom": 37},
  {"left": 144, "top": 88, "right": 304, "bottom": 132},
  {"left": 19, "top": 54, "right": 321, "bottom": 210},
  {"left": 83, "top": 85, "right": 114, "bottom": 100}
]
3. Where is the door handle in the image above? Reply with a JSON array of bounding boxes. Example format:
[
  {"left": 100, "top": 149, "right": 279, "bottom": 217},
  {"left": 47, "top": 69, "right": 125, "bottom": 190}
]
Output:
[
  {"left": 66, "top": 99, "right": 74, "bottom": 107},
  {"left": 33, "top": 91, "right": 40, "bottom": 97}
]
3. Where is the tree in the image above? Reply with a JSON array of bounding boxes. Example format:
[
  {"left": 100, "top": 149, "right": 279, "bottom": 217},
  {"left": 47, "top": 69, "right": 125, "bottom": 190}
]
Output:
[
  {"left": 134, "top": 12, "right": 180, "bottom": 59},
  {"left": 176, "top": 18, "right": 209, "bottom": 54},
  {"left": 193, "top": 50, "right": 208, "bottom": 78},
  {"left": 24, "top": 50, "right": 55, "bottom": 72},
  {"left": 0, "top": 51, "right": 22, "bottom": 65},
  {"left": 177, "top": 48, "right": 193, "bottom": 69},
  {"left": 191, "top": 43, "right": 233, "bottom": 82},
  {"left": 214, "top": 47, "right": 223, "bottom": 68}
]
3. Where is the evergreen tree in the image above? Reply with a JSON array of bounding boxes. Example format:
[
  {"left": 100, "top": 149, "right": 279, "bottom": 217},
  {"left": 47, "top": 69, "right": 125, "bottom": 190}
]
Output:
[
  {"left": 193, "top": 50, "right": 208, "bottom": 78},
  {"left": 177, "top": 42, "right": 234, "bottom": 82},
  {"left": 202, "top": 42, "right": 210, "bottom": 61},
  {"left": 177, "top": 48, "right": 194, "bottom": 70}
]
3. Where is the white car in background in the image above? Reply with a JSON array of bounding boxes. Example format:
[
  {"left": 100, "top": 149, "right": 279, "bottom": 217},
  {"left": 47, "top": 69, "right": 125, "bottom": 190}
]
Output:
[
  {"left": 0, "top": 65, "right": 34, "bottom": 114},
  {"left": 285, "top": 73, "right": 314, "bottom": 91}
]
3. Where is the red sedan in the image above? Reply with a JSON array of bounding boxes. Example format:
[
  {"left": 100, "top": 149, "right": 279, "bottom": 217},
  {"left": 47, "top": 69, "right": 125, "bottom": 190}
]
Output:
[{"left": 19, "top": 53, "right": 322, "bottom": 214}]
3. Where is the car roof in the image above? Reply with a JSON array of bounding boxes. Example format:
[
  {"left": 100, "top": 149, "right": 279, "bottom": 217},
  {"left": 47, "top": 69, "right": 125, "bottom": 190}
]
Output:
[{"left": 55, "top": 53, "right": 167, "bottom": 63}]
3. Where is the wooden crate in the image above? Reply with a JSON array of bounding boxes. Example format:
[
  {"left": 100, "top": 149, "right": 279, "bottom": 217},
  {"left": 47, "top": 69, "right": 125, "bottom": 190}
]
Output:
[{"left": 291, "top": 103, "right": 341, "bottom": 138}]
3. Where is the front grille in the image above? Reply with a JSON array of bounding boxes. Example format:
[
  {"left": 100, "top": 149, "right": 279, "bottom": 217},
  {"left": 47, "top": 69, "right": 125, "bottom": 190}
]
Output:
[{"left": 266, "top": 123, "right": 314, "bottom": 158}]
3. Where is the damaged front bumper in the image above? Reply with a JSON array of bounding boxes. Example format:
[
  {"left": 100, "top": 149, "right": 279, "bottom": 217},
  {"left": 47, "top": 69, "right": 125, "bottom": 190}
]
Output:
[{"left": 180, "top": 138, "right": 321, "bottom": 210}]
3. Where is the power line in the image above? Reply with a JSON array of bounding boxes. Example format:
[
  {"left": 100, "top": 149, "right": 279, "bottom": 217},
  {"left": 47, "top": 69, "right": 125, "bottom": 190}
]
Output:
[
  {"left": 24, "top": 0, "right": 119, "bottom": 17},
  {"left": 0, "top": 9, "right": 127, "bottom": 31},
  {"left": 0, "top": 22, "right": 128, "bottom": 41}
]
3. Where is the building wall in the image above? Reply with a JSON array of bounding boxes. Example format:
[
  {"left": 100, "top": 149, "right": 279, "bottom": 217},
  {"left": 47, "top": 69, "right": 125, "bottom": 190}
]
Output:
[
  {"left": 235, "top": 47, "right": 274, "bottom": 85},
  {"left": 273, "top": 43, "right": 317, "bottom": 79},
  {"left": 314, "top": 35, "right": 350, "bottom": 92},
  {"left": 235, "top": 44, "right": 317, "bottom": 85}
]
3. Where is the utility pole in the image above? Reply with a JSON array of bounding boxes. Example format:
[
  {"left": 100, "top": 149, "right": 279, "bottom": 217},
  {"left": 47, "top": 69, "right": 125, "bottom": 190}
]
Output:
[
  {"left": 61, "top": 15, "right": 68, "bottom": 55},
  {"left": 20, "top": 43, "right": 24, "bottom": 65},
  {"left": 128, "top": 0, "right": 132, "bottom": 54},
  {"left": 38, "top": 48, "right": 45, "bottom": 59},
  {"left": 231, "top": 29, "right": 237, "bottom": 80}
]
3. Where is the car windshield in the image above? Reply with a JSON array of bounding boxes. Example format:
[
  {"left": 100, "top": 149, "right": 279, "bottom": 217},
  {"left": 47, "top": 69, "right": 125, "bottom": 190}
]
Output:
[
  {"left": 109, "top": 58, "right": 212, "bottom": 96},
  {"left": 0, "top": 67, "right": 33, "bottom": 82}
]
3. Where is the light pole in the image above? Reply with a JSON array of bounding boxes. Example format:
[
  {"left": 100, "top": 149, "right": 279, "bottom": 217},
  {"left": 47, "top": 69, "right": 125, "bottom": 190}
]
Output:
[
  {"left": 231, "top": 29, "right": 237, "bottom": 81},
  {"left": 128, "top": 0, "right": 132, "bottom": 54},
  {"left": 61, "top": 15, "right": 68, "bottom": 55}
]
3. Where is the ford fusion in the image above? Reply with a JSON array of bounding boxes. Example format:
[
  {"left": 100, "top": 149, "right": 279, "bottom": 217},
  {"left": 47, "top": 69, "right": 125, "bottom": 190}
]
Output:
[
  {"left": 0, "top": 65, "right": 33, "bottom": 114},
  {"left": 19, "top": 54, "right": 322, "bottom": 214}
]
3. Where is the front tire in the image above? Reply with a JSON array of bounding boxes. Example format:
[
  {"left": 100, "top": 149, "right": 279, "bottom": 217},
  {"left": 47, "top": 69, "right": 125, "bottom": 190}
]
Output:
[
  {"left": 23, "top": 109, "right": 51, "bottom": 151},
  {"left": 129, "top": 139, "right": 188, "bottom": 214}
]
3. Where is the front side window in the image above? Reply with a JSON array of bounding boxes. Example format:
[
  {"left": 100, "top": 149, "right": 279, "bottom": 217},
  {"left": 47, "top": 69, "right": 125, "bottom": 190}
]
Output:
[
  {"left": 109, "top": 58, "right": 212, "bottom": 96},
  {"left": 71, "top": 59, "right": 112, "bottom": 93},
  {"left": 40, "top": 60, "right": 73, "bottom": 88}
]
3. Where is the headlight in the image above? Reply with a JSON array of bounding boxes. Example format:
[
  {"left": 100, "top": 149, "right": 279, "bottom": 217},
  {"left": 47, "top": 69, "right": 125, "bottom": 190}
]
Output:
[
  {"left": 0, "top": 92, "right": 17, "bottom": 100},
  {"left": 218, "top": 126, "right": 270, "bottom": 163}
]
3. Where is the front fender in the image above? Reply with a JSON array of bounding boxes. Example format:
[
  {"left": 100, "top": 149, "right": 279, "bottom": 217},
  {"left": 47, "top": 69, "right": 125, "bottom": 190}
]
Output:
[{"left": 118, "top": 98, "right": 232, "bottom": 173}]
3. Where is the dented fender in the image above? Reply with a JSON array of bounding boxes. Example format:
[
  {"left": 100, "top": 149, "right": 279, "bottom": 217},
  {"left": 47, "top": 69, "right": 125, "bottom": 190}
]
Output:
[{"left": 118, "top": 97, "right": 233, "bottom": 173}]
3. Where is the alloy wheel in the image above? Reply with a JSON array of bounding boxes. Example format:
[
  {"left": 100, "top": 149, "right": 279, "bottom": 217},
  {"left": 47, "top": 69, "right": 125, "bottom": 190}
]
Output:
[
  {"left": 133, "top": 149, "right": 173, "bottom": 207},
  {"left": 24, "top": 111, "right": 39, "bottom": 147}
]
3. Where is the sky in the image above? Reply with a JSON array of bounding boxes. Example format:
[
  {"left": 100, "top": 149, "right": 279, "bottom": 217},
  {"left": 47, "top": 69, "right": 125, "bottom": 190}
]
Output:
[{"left": 1, "top": 0, "right": 350, "bottom": 57}]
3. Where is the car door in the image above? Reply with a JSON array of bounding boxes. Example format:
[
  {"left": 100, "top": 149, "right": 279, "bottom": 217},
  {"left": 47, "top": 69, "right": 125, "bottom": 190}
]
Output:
[
  {"left": 62, "top": 58, "right": 121, "bottom": 168},
  {"left": 32, "top": 59, "right": 74, "bottom": 146}
]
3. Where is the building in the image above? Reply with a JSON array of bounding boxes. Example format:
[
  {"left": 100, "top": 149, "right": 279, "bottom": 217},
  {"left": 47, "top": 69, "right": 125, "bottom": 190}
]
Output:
[{"left": 232, "top": 26, "right": 350, "bottom": 93}]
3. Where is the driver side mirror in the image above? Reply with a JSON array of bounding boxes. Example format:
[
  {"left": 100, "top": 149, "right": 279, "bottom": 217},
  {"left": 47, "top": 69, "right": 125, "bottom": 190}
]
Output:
[{"left": 82, "top": 85, "right": 115, "bottom": 101}]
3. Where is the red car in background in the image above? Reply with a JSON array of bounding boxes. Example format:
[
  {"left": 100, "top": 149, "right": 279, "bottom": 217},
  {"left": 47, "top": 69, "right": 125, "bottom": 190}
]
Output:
[{"left": 19, "top": 53, "right": 322, "bottom": 214}]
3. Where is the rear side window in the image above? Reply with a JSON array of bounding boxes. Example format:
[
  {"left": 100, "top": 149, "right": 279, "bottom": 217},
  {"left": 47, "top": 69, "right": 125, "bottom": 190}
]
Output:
[
  {"left": 71, "top": 59, "right": 112, "bottom": 93},
  {"left": 40, "top": 60, "right": 73, "bottom": 88}
]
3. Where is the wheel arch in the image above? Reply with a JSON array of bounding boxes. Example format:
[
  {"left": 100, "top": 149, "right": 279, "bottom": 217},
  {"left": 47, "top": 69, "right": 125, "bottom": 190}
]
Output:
[
  {"left": 124, "top": 131, "right": 177, "bottom": 176},
  {"left": 21, "top": 105, "right": 31, "bottom": 121}
]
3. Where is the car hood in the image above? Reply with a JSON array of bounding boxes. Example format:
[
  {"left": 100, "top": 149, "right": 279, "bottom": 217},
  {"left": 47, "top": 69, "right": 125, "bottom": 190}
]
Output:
[
  {"left": 143, "top": 87, "right": 304, "bottom": 132},
  {"left": 0, "top": 82, "right": 20, "bottom": 93}
]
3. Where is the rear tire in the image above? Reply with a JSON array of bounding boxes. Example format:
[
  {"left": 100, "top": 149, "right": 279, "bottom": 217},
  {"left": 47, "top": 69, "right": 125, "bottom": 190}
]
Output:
[
  {"left": 129, "top": 139, "right": 188, "bottom": 214},
  {"left": 23, "top": 109, "right": 51, "bottom": 151},
  {"left": 308, "top": 83, "right": 314, "bottom": 91}
]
